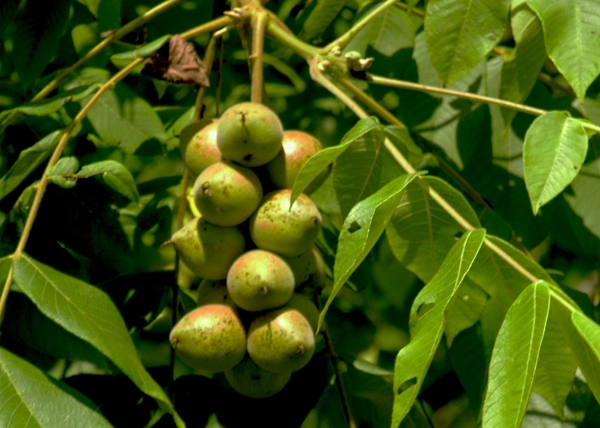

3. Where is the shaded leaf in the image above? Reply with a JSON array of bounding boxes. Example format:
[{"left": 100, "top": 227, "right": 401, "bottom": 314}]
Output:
[
  {"left": 66, "top": 68, "right": 167, "bottom": 154},
  {"left": 12, "top": 0, "right": 71, "bottom": 88},
  {"left": 392, "top": 229, "right": 486, "bottom": 426},
  {"left": 110, "top": 34, "right": 172, "bottom": 68},
  {"left": 527, "top": 0, "right": 600, "bottom": 101},
  {"left": 499, "top": 2, "right": 546, "bottom": 127},
  {"left": 318, "top": 173, "right": 420, "bottom": 331},
  {"left": 564, "top": 158, "right": 600, "bottom": 240},
  {"left": 0, "top": 347, "right": 112, "bottom": 427},
  {"left": 482, "top": 281, "right": 550, "bottom": 428},
  {"left": 0, "top": 131, "right": 61, "bottom": 201},
  {"left": 386, "top": 176, "right": 481, "bottom": 282},
  {"left": 425, "top": 0, "right": 510, "bottom": 86},
  {"left": 345, "top": 6, "right": 418, "bottom": 57},
  {"left": 12, "top": 254, "right": 182, "bottom": 426},
  {"left": 333, "top": 130, "right": 404, "bottom": 219},
  {"left": 47, "top": 157, "right": 79, "bottom": 189},
  {"left": 0, "top": 85, "right": 100, "bottom": 122},
  {"left": 0, "top": 0, "right": 20, "bottom": 34},
  {"left": 291, "top": 117, "right": 382, "bottom": 205},
  {"left": 523, "top": 111, "right": 588, "bottom": 214},
  {"left": 302, "top": 0, "right": 346, "bottom": 43},
  {"left": 568, "top": 311, "right": 600, "bottom": 404},
  {"left": 444, "top": 277, "right": 488, "bottom": 346},
  {"left": 77, "top": 160, "right": 139, "bottom": 202}
]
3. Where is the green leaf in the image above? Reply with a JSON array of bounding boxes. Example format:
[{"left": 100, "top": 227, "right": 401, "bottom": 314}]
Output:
[
  {"left": 568, "top": 311, "right": 600, "bottom": 404},
  {"left": 110, "top": 35, "right": 172, "bottom": 69},
  {"left": 482, "top": 281, "right": 551, "bottom": 428},
  {"left": 0, "top": 347, "right": 113, "bottom": 428},
  {"left": 291, "top": 117, "right": 382, "bottom": 205},
  {"left": 12, "top": 0, "right": 71, "bottom": 88},
  {"left": 425, "top": 0, "right": 511, "bottom": 86},
  {"left": 532, "top": 299, "right": 577, "bottom": 419},
  {"left": 527, "top": 0, "right": 600, "bottom": 101},
  {"left": 564, "top": 158, "right": 600, "bottom": 240},
  {"left": 345, "top": 6, "right": 418, "bottom": 57},
  {"left": 318, "top": 173, "right": 420, "bottom": 331},
  {"left": 66, "top": 68, "right": 167, "bottom": 154},
  {"left": 392, "top": 229, "right": 486, "bottom": 427},
  {"left": 76, "top": 160, "right": 139, "bottom": 201},
  {"left": 332, "top": 130, "right": 404, "bottom": 219},
  {"left": 12, "top": 254, "right": 182, "bottom": 426},
  {"left": 302, "top": 0, "right": 346, "bottom": 43},
  {"left": 48, "top": 157, "right": 79, "bottom": 189},
  {"left": 444, "top": 278, "right": 488, "bottom": 346},
  {"left": 0, "top": 130, "right": 61, "bottom": 201},
  {"left": 499, "top": 2, "right": 546, "bottom": 126},
  {"left": 386, "top": 176, "right": 481, "bottom": 282},
  {"left": 0, "top": 85, "right": 101, "bottom": 121},
  {"left": 468, "top": 236, "right": 556, "bottom": 318},
  {"left": 0, "top": 0, "right": 20, "bottom": 35},
  {"left": 523, "top": 111, "right": 588, "bottom": 214}
]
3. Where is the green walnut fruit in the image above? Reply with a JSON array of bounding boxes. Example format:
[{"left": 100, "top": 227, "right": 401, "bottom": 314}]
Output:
[
  {"left": 170, "top": 304, "right": 246, "bottom": 372},
  {"left": 284, "top": 245, "right": 327, "bottom": 295},
  {"left": 247, "top": 305, "right": 315, "bottom": 373},
  {"left": 217, "top": 102, "right": 283, "bottom": 167},
  {"left": 193, "top": 161, "right": 263, "bottom": 226},
  {"left": 249, "top": 190, "right": 322, "bottom": 257},
  {"left": 225, "top": 356, "right": 291, "bottom": 398},
  {"left": 180, "top": 119, "right": 221, "bottom": 177},
  {"left": 227, "top": 249, "right": 295, "bottom": 312},
  {"left": 171, "top": 217, "right": 245, "bottom": 280},
  {"left": 197, "top": 279, "right": 234, "bottom": 308},
  {"left": 265, "top": 130, "right": 330, "bottom": 193},
  {"left": 285, "top": 293, "right": 320, "bottom": 333}
]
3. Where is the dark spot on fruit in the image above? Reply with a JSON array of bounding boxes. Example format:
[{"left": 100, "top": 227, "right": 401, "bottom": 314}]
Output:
[
  {"left": 297, "top": 345, "right": 305, "bottom": 355},
  {"left": 244, "top": 154, "right": 253, "bottom": 161}
]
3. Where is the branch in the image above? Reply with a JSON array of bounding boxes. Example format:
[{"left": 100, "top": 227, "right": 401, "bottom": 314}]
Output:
[{"left": 250, "top": 11, "right": 269, "bottom": 104}]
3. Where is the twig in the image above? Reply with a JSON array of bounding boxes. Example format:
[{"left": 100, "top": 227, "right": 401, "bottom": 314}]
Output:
[{"left": 250, "top": 11, "right": 269, "bottom": 104}]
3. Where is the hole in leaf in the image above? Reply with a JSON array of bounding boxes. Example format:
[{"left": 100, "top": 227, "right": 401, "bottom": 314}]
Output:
[
  {"left": 454, "top": 230, "right": 463, "bottom": 239},
  {"left": 397, "top": 377, "right": 417, "bottom": 395},
  {"left": 347, "top": 221, "right": 361, "bottom": 234},
  {"left": 417, "top": 302, "right": 435, "bottom": 319}
]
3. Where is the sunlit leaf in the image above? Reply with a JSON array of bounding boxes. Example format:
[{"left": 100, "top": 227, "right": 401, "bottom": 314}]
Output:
[
  {"left": 76, "top": 160, "right": 139, "bottom": 202},
  {"left": 12, "top": 254, "right": 182, "bottom": 427},
  {"left": 291, "top": 117, "right": 382, "bottom": 205},
  {"left": 532, "top": 300, "right": 577, "bottom": 419},
  {"left": 425, "top": 0, "right": 510, "bottom": 86},
  {"left": 499, "top": 2, "right": 546, "bottom": 126},
  {"left": 318, "top": 173, "right": 420, "bottom": 331},
  {"left": 0, "top": 131, "right": 61, "bottom": 201},
  {"left": 47, "top": 157, "right": 79, "bottom": 189},
  {"left": 482, "top": 281, "right": 550, "bottom": 428},
  {"left": 444, "top": 277, "right": 488, "bottom": 346},
  {"left": 386, "top": 176, "right": 481, "bottom": 282},
  {"left": 12, "top": 0, "right": 71, "bottom": 88},
  {"left": 0, "top": 347, "right": 113, "bottom": 428},
  {"left": 392, "top": 229, "right": 486, "bottom": 426},
  {"left": 332, "top": 130, "right": 404, "bottom": 219},
  {"left": 527, "top": 0, "right": 600, "bottom": 101},
  {"left": 523, "top": 111, "right": 588, "bottom": 214}
]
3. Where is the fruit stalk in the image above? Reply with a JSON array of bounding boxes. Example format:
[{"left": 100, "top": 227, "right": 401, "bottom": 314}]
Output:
[{"left": 250, "top": 11, "right": 269, "bottom": 104}]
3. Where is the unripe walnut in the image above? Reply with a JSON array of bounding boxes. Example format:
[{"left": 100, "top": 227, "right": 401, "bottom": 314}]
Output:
[
  {"left": 170, "top": 305, "right": 246, "bottom": 372},
  {"left": 265, "top": 130, "right": 330, "bottom": 193},
  {"left": 249, "top": 190, "right": 322, "bottom": 257},
  {"left": 247, "top": 304, "right": 315, "bottom": 374},
  {"left": 180, "top": 119, "right": 221, "bottom": 177},
  {"left": 284, "top": 245, "right": 327, "bottom": 295},
  {"left": 225, "top": 356, "right": 291, "bottom": 398},
  {"left": 217, "top": 102, "right": 283, "bottom": 167},
  {"left": 193, "top": 161, "right": 263, "bottom": 226},
  {"left": 227, "top": 249, "right": 295, "bottom": 312},
  {"left": 171, "top": 217, "right": 245, "bottom": 280}
]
